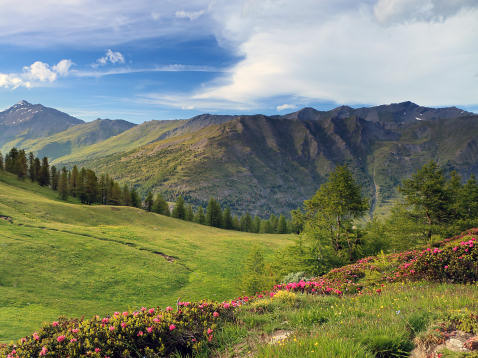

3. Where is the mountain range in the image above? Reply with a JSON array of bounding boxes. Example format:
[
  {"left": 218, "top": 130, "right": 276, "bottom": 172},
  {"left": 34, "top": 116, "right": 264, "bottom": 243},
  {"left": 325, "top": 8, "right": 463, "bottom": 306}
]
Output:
[{"left": 1, "top": 100, "right": 477, "bottom": 216}]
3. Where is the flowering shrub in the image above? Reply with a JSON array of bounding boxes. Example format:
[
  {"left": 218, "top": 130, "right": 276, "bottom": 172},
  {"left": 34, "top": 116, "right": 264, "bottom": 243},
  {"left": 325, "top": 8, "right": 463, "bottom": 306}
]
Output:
[{"left": 1, "top": 301, "right": 233, "bottom": 358}]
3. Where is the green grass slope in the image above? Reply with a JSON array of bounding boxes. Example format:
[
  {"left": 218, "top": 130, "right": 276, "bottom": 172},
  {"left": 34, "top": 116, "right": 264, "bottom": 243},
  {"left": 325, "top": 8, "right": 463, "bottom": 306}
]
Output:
[{"left": 0, "top": 171, "right": 292, "bottom": 342}]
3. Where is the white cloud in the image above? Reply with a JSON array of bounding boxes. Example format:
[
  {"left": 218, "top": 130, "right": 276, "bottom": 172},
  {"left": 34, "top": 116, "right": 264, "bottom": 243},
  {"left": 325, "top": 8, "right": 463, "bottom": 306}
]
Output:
[
  {"left": 0, "top": 59, "right": 72, "bottom": 89},
  {"left": 175, "top": 9, "right": 205, "bottom": 20},
  {"left": 96, "top": 49, "right": 125, "bottom": 66},
  {"left": 276, "top": 104, "right": 297, "bottom": 111}
]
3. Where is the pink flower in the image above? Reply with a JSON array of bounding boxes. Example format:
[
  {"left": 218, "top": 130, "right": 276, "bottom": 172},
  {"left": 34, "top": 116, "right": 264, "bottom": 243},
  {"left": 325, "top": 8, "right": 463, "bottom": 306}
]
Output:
[
  {"left": 40, "top": 346, "right": 48, "bottom": 356},
  {"left": 122, "top": 311, "right": 129, "bottom": 316},
  {"left": 444, "top": 265, "right": 449, "bottom": 269},
  {"left": 33, "top": 333, "right": 39, "bottom": 341},
  {"left": 95, "top": 348, "right": 101, "bottom": 353},
  {"left": 148, "top": 308, "right": 155, "bottom": 314},
  {"left": 71, "top": 328, "right": 79, "bottom": 333},
  {"left": 20, "top": 337, "right": 26, "bottom": 343},
  {"left": 153, "top": 318, "right": 160, "bottom": 323},
  {"left": 166, "top": 306, "right": 173, "bottom": 312},
  {"left": 223, "top": 303, "right": 230, "bottom": 309},
  {"left": 169, "top": 324, "right": 176, "bottom": 331},
  {"left": 109, "top": 326, "right": 115, "bottom": 331},
  {"left": 102, "top": 317, "right": 109, "bottom": 324},
  {"left": 213, "top": 312, "right": 219, "bottom": 317},
  {"left": 453, "top": 247, "right": 458, "bottom": 251},
  {"left": 70, "top": 338, "right": 77, "bottom": 343},
  {"left": 147, "top": 327, "right": 153, "bottom": 333},
  {"left": 52, "top": 321, "right": 59, "bottom": 327},
  {"left": 207, "top": 328, "right": 213, "bottom": 334},
  {"left": 208, "top": 334, "right": 213, "bottom": 342},
  {"left": 121, "top": 322, "right": 127, "bottom": 328},
  {"left": 57, "top": 335, "right": 66, "bottom": 343},
  {"left": 141, "top": 307, "right": 147, "bottom": 312},
  {"left": 137, "top": 331, "right": 143, "bottom": 337}
]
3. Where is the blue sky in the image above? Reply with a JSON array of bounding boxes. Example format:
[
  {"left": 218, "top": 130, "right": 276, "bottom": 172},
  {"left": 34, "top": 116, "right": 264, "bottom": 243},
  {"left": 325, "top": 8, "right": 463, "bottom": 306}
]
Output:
[{"left": 0, "top": 0, "right": 477, "bottom": 123}]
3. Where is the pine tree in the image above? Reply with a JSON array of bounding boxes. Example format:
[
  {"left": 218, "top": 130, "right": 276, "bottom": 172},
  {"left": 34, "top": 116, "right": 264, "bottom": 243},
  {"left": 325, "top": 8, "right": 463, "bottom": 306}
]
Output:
[
  {"left": 50, "top": 165, "right": 59, "bottom": 191},
  {"left": 278, "top": 214, "right": 288, "bottom": 234},
  {"left": 144, "top": 191, "right": 154, "bottom": 212},
  {"left": 58, "top": 167, "right": 69, "bottom": 200},
  {"left": 194, "top": 206, "right": 206, "bottom": 224},
  {"left": 84, "top": 169, "right": 98, "bottom": 204},
  {"left": 38, "top": 157, "right": 50, "bottom": 186},
  {"left": 28, "top": 152, "right": 35, "bottom": 182},
  {"left": 78, "top": 167, "right": 87, "bottom": 203},
  {"left": 172, "top": 196, "right": 186, "bottom": 219},
  {"left": 206, "top": 198, "right": 223, "bottom": 227},
  {"left": 185, "top": 204, "right": 194, "bottom": 221},
  {"left": 252, "top": 216, "right": 261, "bottom": 233},
  {"left": 110, "top": 182, "right": 122, "bottom": 205},
  {"left": 240, "top": 212, "right": 253, "bottom": 232},
  {"left": 130, "top": 187, "right": 141, "bottom": 208},
  {"left": 98, "top": 174, "right": 107, "bottom": 205},
  {"left": 16, "top": 150, "right": 28, "bottom": 179},
  {"left": 122, "top": 185, "right": 131, "bottom": 206},
  {"left": 5, "top": 147, "right": 18, "bottom": 173},
  {"left": 0, "top": 151, "right": 3, "bottom": 170},
  {"left": 33, "top": 158, "right": 41, "bottom": 184},
  {"left": 268, "top": 214, "right": 278, "bottom": 233},
  {"left": 69, "top": 165, "right": 79, "bottom": 197},
  {"left": 223, "top": 207, "right": 233, "bottom": 229},
  {"left": 152, "top": 194, "right": 170, "bottom": 216},
  {"left": 460, "top": 174, "right": 478, "bottom": 219},
  {"left": 232, "top": 216, "right": 240, "bottom": 231}
]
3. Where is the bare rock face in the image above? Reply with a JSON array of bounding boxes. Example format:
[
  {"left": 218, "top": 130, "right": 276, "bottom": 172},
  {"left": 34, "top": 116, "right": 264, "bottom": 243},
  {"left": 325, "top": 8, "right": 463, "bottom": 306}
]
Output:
[{"left": 411, "top": 331, "right": 476, "bottom": 357}]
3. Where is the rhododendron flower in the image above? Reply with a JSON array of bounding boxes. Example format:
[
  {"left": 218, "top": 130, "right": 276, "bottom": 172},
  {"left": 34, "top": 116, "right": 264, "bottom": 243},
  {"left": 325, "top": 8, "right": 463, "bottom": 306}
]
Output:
[
  {"left": 169, "top": 324, "right": 176, "bottom": 331},
  {"left": 166, "top": 306, "right": 173, "bottom": 312},
  {"left": 57, "top": 335, "right": 65, "bottom": 343},
  {"left": 147, "top": 327, "right": 153, "bottom": 333},
  {"left": 33, "top": 333, "right": 39, "bottom": 341},
  {"left": 208, "top": 334, "right": 213, "bottom": 342},
  {"left": 102, "top": 317, "right": 109, "bottom": 324},
  {"left": 223, "top": 303, "right": 230, "bottom": 309},
  {"left": 121, "top": 322, "right": 127, "bottom": 328},
  {"left": 70, "top": 338, "right": 77, "bottom": 343},
  {"left": 141, "top": 307, "right": 147, "bottom": 312},
  {"left": 444, "top": 265, "right": 449, "bottom": 269},
  {"left": 148, "top": 308, "right": 155, "bottom": 314},
  {"left": 109, "top": 326, "right": 115, "bottom": 331},
  {"left": 95, "top": 348, "right": 101, "bottom": 353},
  {"left": 20, "top": 338, "right": 26, "bottom": 343},
  {"left": 137, "top": 331, "right": 144, "bottom": 336},
  {"left": 207, "top": 328, "right": 213, "bottom": 334},
  {"left": 213, "top": 311, "right": 219, "bottom": 317},
  {"left": 122, "top": 311, "right": 128, "bottom": 316},
  {"left": 40, "top": 346, "right": 48, "bottom": 356},
  {"left": 153, "top": 318, "right": 160, "bottom": 323},
  {"left": 52, "top": 321, "right": 59, "bottom": 327},
  {"left": 72, "top": 328, "right": 79, "bottom": 333}
]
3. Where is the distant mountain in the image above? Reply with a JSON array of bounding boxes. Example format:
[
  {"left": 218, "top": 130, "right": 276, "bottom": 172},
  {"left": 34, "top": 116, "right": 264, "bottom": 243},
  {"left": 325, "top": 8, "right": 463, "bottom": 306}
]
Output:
[
  {"left": 2, "top": 100, "right": 477, "bottom": 216},
  {"left": 0, "top": 100, "right": 83, "bottom": 150},
  {"left": 18, "top": 118, "right": 136, "bottom": 160}
]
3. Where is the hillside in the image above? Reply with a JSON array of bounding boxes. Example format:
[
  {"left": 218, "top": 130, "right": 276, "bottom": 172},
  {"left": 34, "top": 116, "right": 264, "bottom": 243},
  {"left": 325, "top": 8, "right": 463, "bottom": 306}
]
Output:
[
  {"left": 2, "top": 100, "right": 478, "bottom": 216},
  {"left": 0, "top": 171, "right": 292, "bottom": 342}
]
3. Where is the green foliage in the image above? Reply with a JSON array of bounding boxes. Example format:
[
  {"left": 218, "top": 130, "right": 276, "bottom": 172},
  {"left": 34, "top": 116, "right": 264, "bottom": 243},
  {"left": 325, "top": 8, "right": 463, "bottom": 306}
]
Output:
[
  {"left": 144, "top": 191, "right": 154, "bottom": 212},
  {"left": 152, "top": 193, "right": 170, "bottom": 216},
  {"left": 206, "top": 198, "right": 223, "bottom": 228},
  {"left": 241, "top": 247, "right": 272, "bottom": 295},
  {"left": 185, "top": 204, "right": 194, "bottom": 221},
  {"left": 172, "top": 196, "right": 186, "bottom": 219},
  {"left": 194, "top": 206, "right": 205, "bottom": 224}
]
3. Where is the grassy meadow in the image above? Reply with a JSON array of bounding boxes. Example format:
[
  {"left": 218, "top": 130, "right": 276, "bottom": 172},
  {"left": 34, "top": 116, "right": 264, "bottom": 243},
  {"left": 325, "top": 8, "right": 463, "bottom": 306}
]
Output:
[{"left": 0, "top": 171, "right": 292, "bottom": 342}]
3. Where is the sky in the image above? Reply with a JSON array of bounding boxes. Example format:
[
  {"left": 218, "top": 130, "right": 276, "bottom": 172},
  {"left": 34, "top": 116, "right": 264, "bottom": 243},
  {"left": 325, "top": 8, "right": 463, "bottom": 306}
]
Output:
[{"left": 0, "top": 0, "right": 477, "bottom": 123}]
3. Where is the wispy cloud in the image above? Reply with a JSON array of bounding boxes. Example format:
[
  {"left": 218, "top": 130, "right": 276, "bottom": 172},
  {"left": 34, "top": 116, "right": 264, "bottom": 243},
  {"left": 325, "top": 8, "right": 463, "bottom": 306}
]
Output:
[
  {"left": 276, "top": 104, "right": 297, "bottom": 111},
  {"left": 175, "top": 9, "right": 205, "bottom": 20}
]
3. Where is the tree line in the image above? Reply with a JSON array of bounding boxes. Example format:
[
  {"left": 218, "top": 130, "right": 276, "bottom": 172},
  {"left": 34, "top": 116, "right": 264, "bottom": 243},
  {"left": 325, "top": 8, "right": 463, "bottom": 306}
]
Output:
[{"left": 0, "top": 147, "right": 293, "bottom": 234}]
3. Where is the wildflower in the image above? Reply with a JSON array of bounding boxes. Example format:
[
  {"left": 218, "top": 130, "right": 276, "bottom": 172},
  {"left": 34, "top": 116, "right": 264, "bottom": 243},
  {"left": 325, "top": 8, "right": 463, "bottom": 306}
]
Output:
[
  {"left": 95, "top": 348, "right": 101, "bottom": 353},
  {"left": 122, "top": 311, "right": 128, "bottom": 316},
  {"left": 141, "top": 307, "right": 147, "bottom": 312},
  {"left": 153, "top": 318, "right": 160, "bottom": 323},
  {"left": 208, "top": 335, "right": 213, "bottom": 342},
  {"left": 20, "top": 338, "right": 26, "bottom": 343},
  {"left": 213, "top": 311, "right": 219, "bottom": 317},
  {"left": 109, "top": 326, "right": 115, "bottom": 331},
  {"left": 70, "top": 338, "right": 77, "bottom": 343},
  {"left": 33, "top": 333, "right": 39, "bottom": 341},
  {"left": 121, "top": 322, "right": 127, "bottom": 328},
  {"left": 102, "top": 317, "right": 109, "bottom": 324},
  {"left": 207, "top": 328, "right": 213, "bottom": 334},
  {"left": 223, "top": 303, "right": 231, "bottom": 309},
  {"left": 52, "top": 321, "right": 59, "bottom": 327},
  {"left": 40, "top": 346, "right": 48, "bottom": 356},
  {"left": 147, "top": 327, "right": 153, "bottom": 333},
  {"left": 72, "top": 328, "right": 79, "bottom": 333},
  {"left": 169, "top": 324, "right": 176, "bottom": 331},
  {"left": 444, "top": 265, "right": 448, "bottom": 269},
  {"left": 166, "top": 306, "right": 173, "bottom": 312},
  {"left": 57, "top": 335, "right": 66, "bottom": 343},
  {"left": 137, "top": 331, "right": 143, "bottom": 337},
  {"left": 148, "top": 308, "right": 155, "bottom": 314}
]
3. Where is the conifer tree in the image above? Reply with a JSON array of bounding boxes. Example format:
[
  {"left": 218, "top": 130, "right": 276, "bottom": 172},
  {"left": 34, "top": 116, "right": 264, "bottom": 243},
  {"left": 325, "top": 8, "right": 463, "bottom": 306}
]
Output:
[
  {"left": 144, "top": 191, "right": 154, "bottom": 212},
  {"left": 98, "top": 174, "right": 107, "bottom": 205},
  {"left": 172, "top": 196, "right": 186, "bottom": 219},
  {"left": 252, "top": 216, "right": 261, "bottom": 233},
  {"left": 4, "top": 147, "right": 18, "bottom": 173},
  {"left": 84, "top": 169, "right": 98, "bottom": 204},
  {"left": 16, "top": 150, "right": 28, "bottom": 179},
  {"left": 461, "top": 174, "right": 478, "bottom": 219},
  {"left": 28, "top": 152, "right": 35, "bottom": 182},
  {"left": 232, "top": 216, "right": 240, "bottom": 231},
  {"left": 223, "top": 207, "right": 233, "bottom": 229},
  {"left": 78, "top": 167, "right": 87, "bottom": 203},
  {"left": 33, "top": 158, "right": 41, "bottom": 183},
  {"left": 278, "top": 214, "right": 288, "bottom": 234},
  {"left": 152, "top": 193, "right": 170, "bottom": 216},
  {"left": 38, "top": 157, "right": 50, "bottom": 186},
  {"left": 0, "top": 151, "right": 3, "bottom": 170},
  {"left": 206, "top": 198, "right": 223, "bottom": 227},
  {"left": 69, "top": 165, "right": 79, "bottom": 197},
  {"left": 130, "top": 187, "right": 141, "bottom": 208},
  {"left": 122, "top": 185, "right": 131, "bottom": 206},
  {"left": 194, "top": 206, "right": 206, "bottom": 224},
  {"left": 58, "top": 167, "right": 69, "bottom": 200},
  {"left": 240, "top": 212, "right": 253, "bottom": 232},
  {"left": 110, "top": 182, "right": 122, "bottom": 205},
  {"left": 185, "top": 204, "right": 194, "bottom": 221},
  {"left": 50, "top": 166, "right": 59, "bottom": 191}
]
